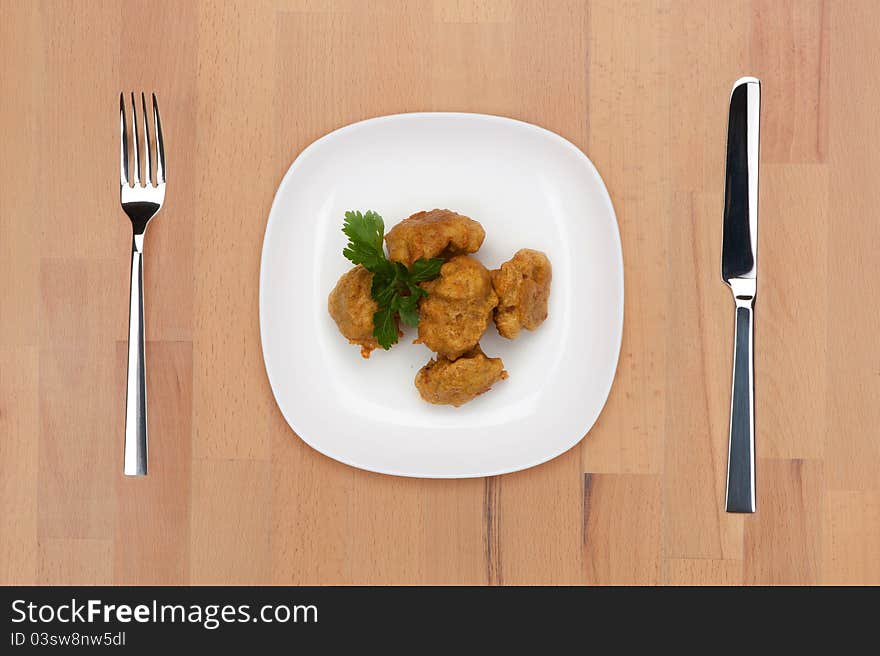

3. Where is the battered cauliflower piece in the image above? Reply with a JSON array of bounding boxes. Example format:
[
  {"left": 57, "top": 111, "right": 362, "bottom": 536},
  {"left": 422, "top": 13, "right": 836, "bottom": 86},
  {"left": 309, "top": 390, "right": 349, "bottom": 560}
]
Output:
[
  {"left": 385, "top": 209, "right": 485, "bottom": 267},
  {"left": 328, "top": 265, "right": 388, "bottom": 358},
  {"left": 415, "top": 346, "right": 508, "bottom": 407},
  {"left": 491, "top": 249, "right": 552, "bottom": 339},
  {"left": 416, "top": 255, "right": 498, "bottom": 360}
]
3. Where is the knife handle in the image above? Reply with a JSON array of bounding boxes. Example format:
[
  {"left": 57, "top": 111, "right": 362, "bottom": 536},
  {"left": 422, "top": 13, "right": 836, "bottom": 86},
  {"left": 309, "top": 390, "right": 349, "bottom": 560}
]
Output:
[{"left": 725, "top": 298, "right": 755, "bottom": 513}]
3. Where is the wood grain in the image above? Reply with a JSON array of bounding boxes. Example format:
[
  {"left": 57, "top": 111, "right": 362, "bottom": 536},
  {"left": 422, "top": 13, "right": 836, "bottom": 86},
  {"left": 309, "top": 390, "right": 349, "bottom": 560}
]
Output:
[{"left": 1, "top": 0, "right": 878, "bottom": 585}]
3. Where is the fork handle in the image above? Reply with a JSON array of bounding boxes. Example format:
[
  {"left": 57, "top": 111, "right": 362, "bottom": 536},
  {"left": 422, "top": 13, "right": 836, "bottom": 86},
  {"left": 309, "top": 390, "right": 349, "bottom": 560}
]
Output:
[
  {"left": 124, "top": 238, "right": 148, "bottom": 476},
  {"left": 725, "top": 300, "right": 755, "bottom": 512}
]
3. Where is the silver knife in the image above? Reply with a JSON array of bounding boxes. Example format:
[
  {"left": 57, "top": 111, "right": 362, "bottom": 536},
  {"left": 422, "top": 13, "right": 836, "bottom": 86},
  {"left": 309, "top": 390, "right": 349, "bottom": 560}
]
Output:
[{"left": 721, "top": 77, "right": 760, "bottom": 513}]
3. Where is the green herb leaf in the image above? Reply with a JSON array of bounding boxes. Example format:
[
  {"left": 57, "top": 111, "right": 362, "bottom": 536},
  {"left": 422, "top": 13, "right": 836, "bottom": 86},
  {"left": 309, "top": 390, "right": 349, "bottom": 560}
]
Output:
[
  {"left": 370, "top": 275, "right": 397, "bottom": 308},
  {"left": 342, "top": 210, "right": 388, "bottom": 273},
  {"left": 372, "top": 305, "right": 399, "bottom": 350},
  {"left": 405, "top": 281, "right": 428, "bottom": 299},
  {"left": 397, "top": 294, "right": 421, "bottom": 328},
  {"left": 409, "top": 257, "right": 444, "bottom": 282}
]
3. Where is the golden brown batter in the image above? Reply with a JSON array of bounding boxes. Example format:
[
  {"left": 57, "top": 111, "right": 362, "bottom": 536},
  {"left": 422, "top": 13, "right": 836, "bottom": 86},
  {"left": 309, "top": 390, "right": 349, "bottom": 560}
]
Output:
[
  {"left": 384, "top": 209, "right": 485, "bottom": 267},
  {"left": 415, "top": 346, "right": 508, "bottom": 407},
  {"left": 327, "top": 265, "right": 388, "bottom": 358},
  {"left": 491, "top": 249, "right": 552, "bottom": 339},
  {"left": 416, "top": 255, "right": 498, "bottom": 360}
]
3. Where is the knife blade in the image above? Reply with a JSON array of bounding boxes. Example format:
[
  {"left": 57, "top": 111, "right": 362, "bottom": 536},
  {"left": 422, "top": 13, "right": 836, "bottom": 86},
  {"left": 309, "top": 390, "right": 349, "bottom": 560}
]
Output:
[
  {"left": 721, "top": 76, "right": 760, "bottom": 513},
  {"left": 722, "top": 77, "right": 760, "bottom": 282}
]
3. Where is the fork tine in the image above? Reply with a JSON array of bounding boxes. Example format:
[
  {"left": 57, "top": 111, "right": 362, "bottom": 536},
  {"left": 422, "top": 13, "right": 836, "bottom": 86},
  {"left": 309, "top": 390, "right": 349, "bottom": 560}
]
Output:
[
  {"left": 141, "top": 92, "right": 153, "bottom": 186},
  {"left": 152, "top": 93, "right": 165, "bottom": 184},
  {"left": 120, "top": 93, "right": 130, "bottom": 186},
  {"left": 130, "top": 92, "right": 141, "bottom": 186}
]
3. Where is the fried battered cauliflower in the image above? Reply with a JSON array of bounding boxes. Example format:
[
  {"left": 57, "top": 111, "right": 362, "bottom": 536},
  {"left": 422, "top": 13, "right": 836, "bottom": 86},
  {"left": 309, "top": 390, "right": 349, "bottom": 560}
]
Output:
[
  {"left": 416, "top": 255, "right": 498, "bottom": 360},
  {"left": 415, "top": 346, "right": 508, "bottom": 407},
  {"left": 491, "top": 249, "right": 552, "bottom": 339},
  {"left": 327, "top": 265, "right": 387, "bottom": 358},
  {"left": 384, "top": 209, "right": 485, "bottom": 267}
]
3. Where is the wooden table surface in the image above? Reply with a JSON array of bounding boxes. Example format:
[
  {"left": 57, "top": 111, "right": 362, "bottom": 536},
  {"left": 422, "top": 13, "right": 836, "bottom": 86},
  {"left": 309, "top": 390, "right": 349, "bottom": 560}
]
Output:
[{"left": 2, "top": 0, "right": 878, "bottom": 586}]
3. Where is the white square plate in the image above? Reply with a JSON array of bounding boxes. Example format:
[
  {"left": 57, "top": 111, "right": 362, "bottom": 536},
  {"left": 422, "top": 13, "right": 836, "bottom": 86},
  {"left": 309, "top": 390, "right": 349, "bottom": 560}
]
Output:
[{"left": 260, "top": 113, "right": 623, "bottom": 477}]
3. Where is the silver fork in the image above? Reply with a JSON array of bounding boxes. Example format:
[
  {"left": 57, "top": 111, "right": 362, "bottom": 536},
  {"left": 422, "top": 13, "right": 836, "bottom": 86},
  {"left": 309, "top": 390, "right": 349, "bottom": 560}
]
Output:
[{"left": 119, "top": 92, "right": 166, "bottom": 476}]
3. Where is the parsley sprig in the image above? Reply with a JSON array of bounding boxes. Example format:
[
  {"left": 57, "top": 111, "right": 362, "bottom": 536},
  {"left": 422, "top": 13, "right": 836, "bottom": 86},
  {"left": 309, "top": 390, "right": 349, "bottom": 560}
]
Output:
[{"left": 342, "top": 211, "right": 443, "bottom": 349}]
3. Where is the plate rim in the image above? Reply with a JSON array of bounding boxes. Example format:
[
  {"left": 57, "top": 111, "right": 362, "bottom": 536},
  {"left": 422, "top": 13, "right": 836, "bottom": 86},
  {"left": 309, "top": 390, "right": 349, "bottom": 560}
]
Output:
[{"left": 259, "top": 111, "right": 624, "bottom": 478}]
